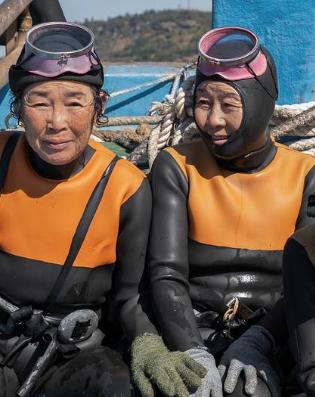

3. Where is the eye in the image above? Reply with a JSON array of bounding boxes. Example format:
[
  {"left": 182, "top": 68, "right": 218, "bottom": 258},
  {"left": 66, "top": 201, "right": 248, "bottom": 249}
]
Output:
[
  {"left": 223, "top": 101, "right": 241, "bottom": 110},
  {"left": 28, "top": 102, "right": 49, "bottom": 110},
  {"left": 197, "top": 99, "right": 211, "bottom": 109},
  {"left": 67, "top": 101, "right": 84, "bottom": 108}
]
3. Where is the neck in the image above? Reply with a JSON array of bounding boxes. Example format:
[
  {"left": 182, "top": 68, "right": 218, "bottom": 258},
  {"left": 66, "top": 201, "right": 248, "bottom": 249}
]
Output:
[
  {"left": 216, "top": 138, "right": 277, "bottom": 173},
  {"left": 27, "top": 144, "right": 95, "bottom": 180}
]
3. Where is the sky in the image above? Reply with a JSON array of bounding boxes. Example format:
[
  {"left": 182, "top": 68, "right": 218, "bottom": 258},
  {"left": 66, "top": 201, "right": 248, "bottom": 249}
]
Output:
[{"left": 59, "top": 0, "right": 212, "bottom": 21}]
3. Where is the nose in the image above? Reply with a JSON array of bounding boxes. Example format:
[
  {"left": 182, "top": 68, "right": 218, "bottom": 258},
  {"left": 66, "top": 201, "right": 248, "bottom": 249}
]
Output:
[
  {"left": 207, "top": 103, "right": 226, "bottom": 130},
  {"left": 47, "top": 105, "right": 68, "bottom": 131}
]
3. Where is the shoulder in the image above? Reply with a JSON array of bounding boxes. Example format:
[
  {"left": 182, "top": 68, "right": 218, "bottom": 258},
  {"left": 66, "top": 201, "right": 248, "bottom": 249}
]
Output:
[
  {"left": 0, "top": 131, "right": 19, "bottom": 157},
  {"left": 291, "top": 223, "right": 315, "bottom": 264},
  {"left": 275, "top": 143, "right": 315, "bottom": 166},
  {"left": 90, "top": 139, "right": 145, "bottom": 181},
  {"left": 165, "top": 139, "right": 206, "bottom": 162},
  {"left": 90, "top": 140, "right": 147, "bottom": 203}
]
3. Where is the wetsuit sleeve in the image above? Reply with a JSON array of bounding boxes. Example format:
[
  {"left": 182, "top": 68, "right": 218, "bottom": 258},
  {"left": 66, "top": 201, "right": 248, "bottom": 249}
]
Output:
[
  {"left": 149, "top": 151, "right": 204, "bottom": 352},
  {"left": 296, "top": 165, "right": 315, "bottom": 228},
  {"left": 110, "top": 178, "right": 157, "bottom": 340}
]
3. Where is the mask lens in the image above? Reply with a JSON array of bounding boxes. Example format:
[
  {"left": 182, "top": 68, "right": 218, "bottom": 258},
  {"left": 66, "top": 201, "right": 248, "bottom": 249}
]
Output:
[
  {"left": 199, "top": 27, "right": 259, "bottom": 67},
  {"left": 207, "top": 33, "right": 255, "bottom": 62},
  {"left": 197, "top": 27, "right": 266, "bottom": 81},
  {"left": 18, "top": 22, "right": 99, "bottom": 77},
  {"left": 28, "top": 24, "right": 93, "bottom": 57}
]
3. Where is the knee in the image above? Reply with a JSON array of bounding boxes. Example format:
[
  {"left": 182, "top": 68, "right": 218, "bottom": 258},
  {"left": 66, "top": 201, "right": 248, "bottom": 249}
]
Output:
[
  {"left": 39, "top": 346, "right": 132, "bottom": 397},
  {"left": 224, "top": 377, "right": 271, "bottom": 397},
  {"left": 300, "top": 369, "right": 315, "bottom": 397}
]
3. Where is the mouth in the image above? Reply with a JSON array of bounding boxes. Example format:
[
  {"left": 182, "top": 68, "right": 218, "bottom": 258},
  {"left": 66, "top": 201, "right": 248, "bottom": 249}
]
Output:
[
  {"left": 43, "top": 140, "right": 72, "bottom": 151},
  {"left": 211, "top": 134, "right": 231, "bottom": 146}
]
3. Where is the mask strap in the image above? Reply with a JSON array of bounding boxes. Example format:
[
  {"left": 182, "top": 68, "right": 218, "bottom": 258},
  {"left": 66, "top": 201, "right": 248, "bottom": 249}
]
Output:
[
  {"left": 261, "top": 47, "right": 278, "bottom": 100},
  {"left": 245, "top": 54, "right": 278, "bottom": 101}
]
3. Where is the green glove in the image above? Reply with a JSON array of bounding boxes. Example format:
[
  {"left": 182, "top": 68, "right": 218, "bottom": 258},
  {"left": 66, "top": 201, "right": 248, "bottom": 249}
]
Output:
[{"left": 131, "top": 333, "right": 207, "bottom": 397}]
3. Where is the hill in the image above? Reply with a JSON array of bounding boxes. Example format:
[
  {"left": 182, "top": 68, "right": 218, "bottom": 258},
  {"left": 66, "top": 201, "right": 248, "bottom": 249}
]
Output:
[{"left": 84, "top": 9, "right": 212, "bottom": 62}]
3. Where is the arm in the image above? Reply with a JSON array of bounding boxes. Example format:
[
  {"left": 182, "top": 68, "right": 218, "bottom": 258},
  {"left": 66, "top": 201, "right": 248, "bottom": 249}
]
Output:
[
  {"left": 112, "top": 175, "right": 206, "bottom": 397},
  {"left": 149, "top": 150, "right": 204, "bottom": 351},
  {"left": 110, "top": 178, "right": 157, "bottom": 340}
]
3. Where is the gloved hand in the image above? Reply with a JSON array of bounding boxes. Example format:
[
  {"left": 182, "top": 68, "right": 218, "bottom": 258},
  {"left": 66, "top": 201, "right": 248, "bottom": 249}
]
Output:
[
  {"left": 217, "top": 325, "right": 281, "bottom": 396},
  {"left": 131, "top": 333, "right": 207, "bottom": 397},
  {"left": 185, "top": 348, "right": 223, "bottom": 397}
]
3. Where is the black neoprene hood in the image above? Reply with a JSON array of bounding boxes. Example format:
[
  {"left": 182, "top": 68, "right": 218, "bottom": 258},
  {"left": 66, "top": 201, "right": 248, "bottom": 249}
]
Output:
[
  {"left": 9, "top": 63, "right": 104, "bottom": 95},
  {"left": 194, "top": 48, "right": 278, "bottom": 160}
]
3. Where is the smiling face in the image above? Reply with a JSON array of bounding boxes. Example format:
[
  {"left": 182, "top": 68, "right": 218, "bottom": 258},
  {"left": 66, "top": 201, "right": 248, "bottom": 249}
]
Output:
[
  {"left": 21, "top": 80, "right": 97, "bottom": 166},
  {"left": 194, "top": 80, "right": 243, "bottom": 148}
]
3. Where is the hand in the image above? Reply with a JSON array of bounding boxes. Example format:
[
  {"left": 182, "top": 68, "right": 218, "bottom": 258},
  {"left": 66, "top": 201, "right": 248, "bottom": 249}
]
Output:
[
  {"left": 185, "top": 348, "right": 223, "bottom": 397},
  {"left": 217, "top": 325, "right": 281, "bottom": 396},
  {"left": 131, "top": 333, "right": 207, "bottom": 397}
]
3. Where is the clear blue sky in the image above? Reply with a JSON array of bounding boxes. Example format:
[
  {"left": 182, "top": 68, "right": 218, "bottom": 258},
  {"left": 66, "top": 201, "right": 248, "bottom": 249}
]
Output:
[{"left": 59, "top": 0, "right": 212, "bottom": 21}]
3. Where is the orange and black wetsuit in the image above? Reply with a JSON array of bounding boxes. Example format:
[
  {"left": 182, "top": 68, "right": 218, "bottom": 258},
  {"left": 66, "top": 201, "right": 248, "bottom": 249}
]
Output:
[
  {"left": 149, "top": 139, "right": 315, "bottom": 352},
  {"left": 0, "top": 132, "right": 155, "bottom": 396}
]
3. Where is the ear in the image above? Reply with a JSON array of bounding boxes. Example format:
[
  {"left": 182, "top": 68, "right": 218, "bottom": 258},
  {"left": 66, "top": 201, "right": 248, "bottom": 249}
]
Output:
[{"left": 99, "top": 90, "right": 108, "bottom": 114}]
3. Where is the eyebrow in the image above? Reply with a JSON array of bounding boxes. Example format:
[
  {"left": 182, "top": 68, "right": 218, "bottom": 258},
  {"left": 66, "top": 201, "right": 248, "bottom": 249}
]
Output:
[
  {"left": 220, "top": 92, "right": 241, "bottom": 100},
  {"left": 196, "top": 88, "right": 240, "bottom": 101},
  {"left": 26, "top": 90, "right": 90, "bottom": 99},
  {"left": 25, "top": 91, "right": 49, "bottom": 98},
  {"left": 64, "top": 91, "right": 90, "bottom": 98}
]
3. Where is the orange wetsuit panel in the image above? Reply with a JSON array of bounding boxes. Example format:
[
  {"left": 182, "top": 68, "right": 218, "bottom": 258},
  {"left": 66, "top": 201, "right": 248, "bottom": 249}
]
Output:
[
  {"left": 0, "top": 134, "right": 145, "bottom": 267},
  {"left": 166, "top": 140, "right": 315, "bottom": 251}
]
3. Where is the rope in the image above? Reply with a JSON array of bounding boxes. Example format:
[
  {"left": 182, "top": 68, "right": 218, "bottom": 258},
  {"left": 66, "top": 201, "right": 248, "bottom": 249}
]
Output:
[
  {"left": 175, "top": 76, "right": 195, "bottom": 122},
  {"left": 109, "top": 74, "right": 176, "bottom": 98},
  {"left": 146, "top": 64, "right": 196, "bottom": 167},
  {"left": 271, "top": 104, "right": 315, "bottom": 139},
  {"left": 98, "top": 115, "right": 162, "bottom": 127}
]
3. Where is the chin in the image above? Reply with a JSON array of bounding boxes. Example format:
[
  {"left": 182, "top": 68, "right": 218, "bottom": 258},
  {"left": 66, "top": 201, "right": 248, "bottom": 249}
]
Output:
[
  {"left": 200, "top": 131, "right": 246, "bottom": 160},
  {"left": 40, "top": 153, "right": 77, "bottom": 166}
]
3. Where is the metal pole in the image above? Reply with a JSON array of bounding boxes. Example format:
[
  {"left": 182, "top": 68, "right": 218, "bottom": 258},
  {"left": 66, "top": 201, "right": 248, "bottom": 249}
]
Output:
[
  {"left": 0, "top": 0, "right": 33, "bottom": 38},
  {"left": 0, "top": 9, "right": 31, "bottom": 91}
]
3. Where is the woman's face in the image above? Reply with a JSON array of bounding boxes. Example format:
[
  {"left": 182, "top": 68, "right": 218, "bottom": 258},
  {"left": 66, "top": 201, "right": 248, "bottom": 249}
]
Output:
[
  {"left": 194, "top": 80, "right": 243, "bottom": 147},
  {"left": 21, "top": 80, "right": 96, "bottom": 166}
]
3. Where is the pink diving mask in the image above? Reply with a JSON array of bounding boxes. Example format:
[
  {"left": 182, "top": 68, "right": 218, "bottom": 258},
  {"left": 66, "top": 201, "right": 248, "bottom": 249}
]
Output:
[
  {"left": 198, "top": 27, "right": 267, "bottom": 81},
  {"left": 19, "top": 22, "right": 100, "bottom": 77}
]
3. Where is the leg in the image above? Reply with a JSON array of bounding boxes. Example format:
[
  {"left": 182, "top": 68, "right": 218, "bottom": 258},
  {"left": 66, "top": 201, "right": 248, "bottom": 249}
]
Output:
[
  {"left": 37, "top": 346, "right": 133, "bottom": 397},
  {"left": 0, "top": 351, "right": 20, "bottom": 397}
]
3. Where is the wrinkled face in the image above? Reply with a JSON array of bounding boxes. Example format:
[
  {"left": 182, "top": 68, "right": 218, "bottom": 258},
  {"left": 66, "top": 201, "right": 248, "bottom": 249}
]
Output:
[
  {"left": 194, "top": 81, "right": 243, "bottom": 148},
  {"left": 21, "top": 80, "right": 96, "bottom": 166}
]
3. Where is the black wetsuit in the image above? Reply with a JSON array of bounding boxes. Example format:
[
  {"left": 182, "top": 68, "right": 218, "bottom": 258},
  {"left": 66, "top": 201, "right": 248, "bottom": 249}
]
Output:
[
  {"left": 283, "top": 223, "right": 315, "bottom": 397},
  {"left": 0, "top": 133, "right": 155, "bottom": 397},
  {"left": 149, "top": 138, "right": 315, "bottom": 355}
]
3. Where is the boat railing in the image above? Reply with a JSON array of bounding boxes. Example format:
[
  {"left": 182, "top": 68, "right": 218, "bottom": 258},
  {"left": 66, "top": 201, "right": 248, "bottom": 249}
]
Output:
[{"left": 0, "top": 0, "right": 33, "bottom": 90}]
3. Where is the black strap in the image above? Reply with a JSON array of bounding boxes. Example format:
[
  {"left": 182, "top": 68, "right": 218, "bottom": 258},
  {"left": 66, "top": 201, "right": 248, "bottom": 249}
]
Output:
[
  {"left": 0, "top": 132, "right": 20, "bottom": 191},
  {"left": 45, "top": 155, "right": 120, "bottom": 312}
]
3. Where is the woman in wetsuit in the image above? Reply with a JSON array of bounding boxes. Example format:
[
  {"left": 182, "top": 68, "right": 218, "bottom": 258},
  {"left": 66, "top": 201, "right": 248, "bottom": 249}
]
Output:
[
  {"left": 0, "top": 21, "right": 207, "bottom": 397},
  {"left": 149, "top": 27, "right": 315, "bottom": 397}
]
